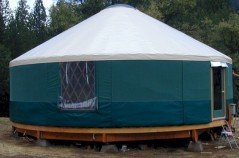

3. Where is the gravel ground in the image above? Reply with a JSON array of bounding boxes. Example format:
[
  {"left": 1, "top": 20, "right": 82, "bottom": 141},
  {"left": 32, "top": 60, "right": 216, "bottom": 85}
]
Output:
[{"left": 0, "top": 117, "right": 239, "bottom": 158}]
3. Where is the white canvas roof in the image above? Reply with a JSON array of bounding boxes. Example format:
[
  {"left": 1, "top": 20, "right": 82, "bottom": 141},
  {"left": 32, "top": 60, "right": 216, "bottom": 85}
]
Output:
[{"left": 10, "top": 4, "right": 232, "bottom": 67}]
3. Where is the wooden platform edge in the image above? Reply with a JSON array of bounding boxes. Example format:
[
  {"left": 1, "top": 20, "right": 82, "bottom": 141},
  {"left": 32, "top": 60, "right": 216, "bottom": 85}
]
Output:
[
  {"left": 12, "top": 120, "right": 226, "bottom": 134},
  {"left": 12, "top": 120, "right": 226, "bottom": 143}
]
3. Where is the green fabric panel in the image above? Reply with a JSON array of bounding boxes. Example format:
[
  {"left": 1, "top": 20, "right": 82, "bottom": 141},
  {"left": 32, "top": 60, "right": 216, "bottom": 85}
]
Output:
[
  {"left": 95, "top": 61, "right": 112, "bottom": 125},
  {"left": 111, "top": 101, "right": 183, "bottom": 127},
  {"left": 10, "top": 101, "right": 112, "bottom": 127},
  {"left": 183, "top": 61, "right": 211, "bottom": 124},
  {"left": 112, "top": 61, "right": 183, "bottom": 102},
  {"left": 226, "top": 63, "right": 233, "bottom": 119},
  {"left": 111, "top": 61, "right": 184, "bottom": 126},
  {"left": 183, "top": 101, "right": 211, "bottom": 124},
  {"left": 47, "top": 64, "right": 60, "bottom": 101},
  {"left": 10, "top": 63, "right": 59, "bottom": 102},
  {"left": 226, "top": 64, "right": 233, "bottom": 104},
  {"left": 95, "top": 61, "right": 112, "bottom": 103}
]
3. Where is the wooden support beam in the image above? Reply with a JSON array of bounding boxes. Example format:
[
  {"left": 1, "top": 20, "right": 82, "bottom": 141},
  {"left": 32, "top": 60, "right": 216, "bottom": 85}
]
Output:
[
  {"left": 105, "top": 131, "right": 191, "bottom": 142},
  {"left": 41, "top": 132, "right": 103, "bottom": 142}
]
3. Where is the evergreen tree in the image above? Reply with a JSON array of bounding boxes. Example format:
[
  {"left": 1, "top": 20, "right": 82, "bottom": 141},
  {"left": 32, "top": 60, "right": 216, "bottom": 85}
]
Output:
[
  {"left": 1, "top": 0, "right": 12, "bottom": 46},
  {"left": 140, "top": 1, "right": 162, "bottom": 20},
  {"left": 0, "top": 44, "right": 11, "bottom": 90},
  {"left": 0, "top": 0, "right": 12, "bottom": 96},
  {"left": 50, "top": 0, "right": 80, "bottom": 35},
  {"left": 31, "top": 0, "right": 47, "bottom": 45},
  {"left": 14, "top": 0, "right": 31, "bottom": 58},
  {"left": 212, "top": 13, "right": 239, "bottom": 62},
  {"left": 2, "top": 0, "right": 11, "bottom": 24},
  {"left": 78, "top": 0, "right": 106, "bottom": 19},
  {"left": 0, "top": 0, "right": 5, "bottom": 43},
  {"left": 0, "top": 44, "right": 11, "bottom": 116}
]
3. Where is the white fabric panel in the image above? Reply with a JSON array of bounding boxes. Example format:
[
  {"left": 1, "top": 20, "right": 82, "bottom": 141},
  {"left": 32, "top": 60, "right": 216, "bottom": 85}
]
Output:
[
  {"left": 211, "top": 62, "right": 222, "bottom": 67},
  {"left": 211, "top": 62, "right": 228, "bottom": 67},
  {"left": 10, "top": 4, "right": 232, "bottom": 67},
  {"left": 221, "top": 63, "right": 228, "bottom": 67}
]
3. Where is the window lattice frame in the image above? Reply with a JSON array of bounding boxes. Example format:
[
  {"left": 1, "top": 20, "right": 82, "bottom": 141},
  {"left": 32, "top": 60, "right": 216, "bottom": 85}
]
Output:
[{"left": 58, "top": 61, "right": 97, "bottom": 111}]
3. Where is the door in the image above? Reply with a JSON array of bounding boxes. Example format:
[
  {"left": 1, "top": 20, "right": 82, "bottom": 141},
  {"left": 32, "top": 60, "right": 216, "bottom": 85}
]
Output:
[{"left": 212, "top": 67, "right": 226, "bottom": 119}]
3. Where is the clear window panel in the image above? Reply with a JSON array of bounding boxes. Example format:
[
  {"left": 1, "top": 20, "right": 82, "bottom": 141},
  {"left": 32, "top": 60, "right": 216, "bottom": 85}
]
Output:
[{"left": 58, "top": 61, "right": 97, "bottom": 111}]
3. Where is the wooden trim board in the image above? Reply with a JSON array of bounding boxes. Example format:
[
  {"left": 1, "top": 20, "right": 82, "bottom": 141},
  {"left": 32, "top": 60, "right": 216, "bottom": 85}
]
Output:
[{"left": 12, "top": 120, "right": 225, "bottom": 134}]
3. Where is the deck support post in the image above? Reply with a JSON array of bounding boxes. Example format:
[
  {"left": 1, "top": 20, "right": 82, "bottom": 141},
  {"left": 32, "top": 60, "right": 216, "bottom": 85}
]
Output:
[
  {"left": 228, "top": 104, "right": 234, "bottom": 125},
  {"left": 102, "top": 133, "right": 107, "bottom": 143},
  {"left": 191, "top": 129, "right": 198, "bottom": 142},
  {"left": 36, "top": 131, "right": 41, "bottom": 139},
  {"left": 188, "top": 129, "right": 203, "bottom": 152}
]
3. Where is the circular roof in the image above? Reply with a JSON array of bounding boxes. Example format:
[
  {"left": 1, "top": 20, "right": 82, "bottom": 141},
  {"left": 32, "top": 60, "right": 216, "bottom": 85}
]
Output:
[{"left": 10, "top": 4, "right": 232, "bottom": 67}]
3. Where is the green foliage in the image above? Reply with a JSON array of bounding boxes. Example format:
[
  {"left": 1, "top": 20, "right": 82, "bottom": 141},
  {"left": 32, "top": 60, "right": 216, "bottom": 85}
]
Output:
[
  {"left": 2, "top": 0, "right": 11, "bottom": 24},
  {"left": 0, "top": 1, "right": 5, "bottom": 43},
  {"left": 0, "top": 43, "right": 10, "bottom": 116},
  {"left": 110, "top": 0, "right": 149, "bottom": 7},
  {"left": 31, "top": 0, "right": 47, "bottom": 45},
  {"left": 49, "top": 0, "right": 80, "bottom": 35},
  {"left": 0, "top": 0, "right": 11, "bottom": 44},
  {"left": 160, "top": 0, "right": 197, "bottom": 24},
  {"left": 15, "top": 0, "right": 29, "bottom": 28},
  {"left": 78, "top": 0, "right": 106, "bottom": 19},
  {"left": 13, "top": 0, "right": 31, "bottom": 58},
  {"left": 0, "top": 44, "right": 11, "bottom": 91},
  {"left": 139, "top": 1, "right": 162, "bottom": 20},
  {"left": 217, "top": 14, "right": 239, "bottom": 53},
  {"left": 1, "top": 0, "right": 12, "bottom": 46}
]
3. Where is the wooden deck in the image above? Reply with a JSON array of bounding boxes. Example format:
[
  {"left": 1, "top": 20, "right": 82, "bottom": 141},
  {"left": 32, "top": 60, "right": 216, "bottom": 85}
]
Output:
[{"left": 12, "top": 120, "right": 226, "bottom": 143}]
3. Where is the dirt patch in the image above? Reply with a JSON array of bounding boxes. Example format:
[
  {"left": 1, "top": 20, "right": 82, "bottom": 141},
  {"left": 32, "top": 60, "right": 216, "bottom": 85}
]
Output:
[{"left": 0, "top": 117, "right": 239, "bottom": 158}]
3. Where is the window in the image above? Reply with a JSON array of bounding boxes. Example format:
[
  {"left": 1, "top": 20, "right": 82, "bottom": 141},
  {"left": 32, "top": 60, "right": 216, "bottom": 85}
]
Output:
[{"left": 58, "top": 61, "right": 97, "bottom": 111}]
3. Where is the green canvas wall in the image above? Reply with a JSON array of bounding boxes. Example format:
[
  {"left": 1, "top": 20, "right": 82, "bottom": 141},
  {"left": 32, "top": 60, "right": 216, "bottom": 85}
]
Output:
[
  {"left": 110, "top": 61, "right": 184, "bottom": 126},
  {"left": 183, "top": 61, "right": 211, "bottom": 124},
  {"left": 10, "top": 60, "right": 233, "bottom": 127}
]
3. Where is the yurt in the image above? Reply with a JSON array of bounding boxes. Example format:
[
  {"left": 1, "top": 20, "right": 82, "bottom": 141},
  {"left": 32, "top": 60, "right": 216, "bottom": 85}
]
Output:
[{"left": 10, "top": 4, "right": 232, "bottom": 143}]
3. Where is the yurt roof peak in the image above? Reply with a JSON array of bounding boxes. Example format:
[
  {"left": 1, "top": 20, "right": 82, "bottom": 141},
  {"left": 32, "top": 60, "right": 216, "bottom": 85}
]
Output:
[{"left": 10, "top": 4, "right": 232, "bottom": 67}]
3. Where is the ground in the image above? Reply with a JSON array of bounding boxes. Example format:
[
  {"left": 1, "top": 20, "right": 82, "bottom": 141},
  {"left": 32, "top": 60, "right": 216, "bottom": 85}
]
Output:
[{"left": 0, "top": 117, "right": 239, "bottom": 158}]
